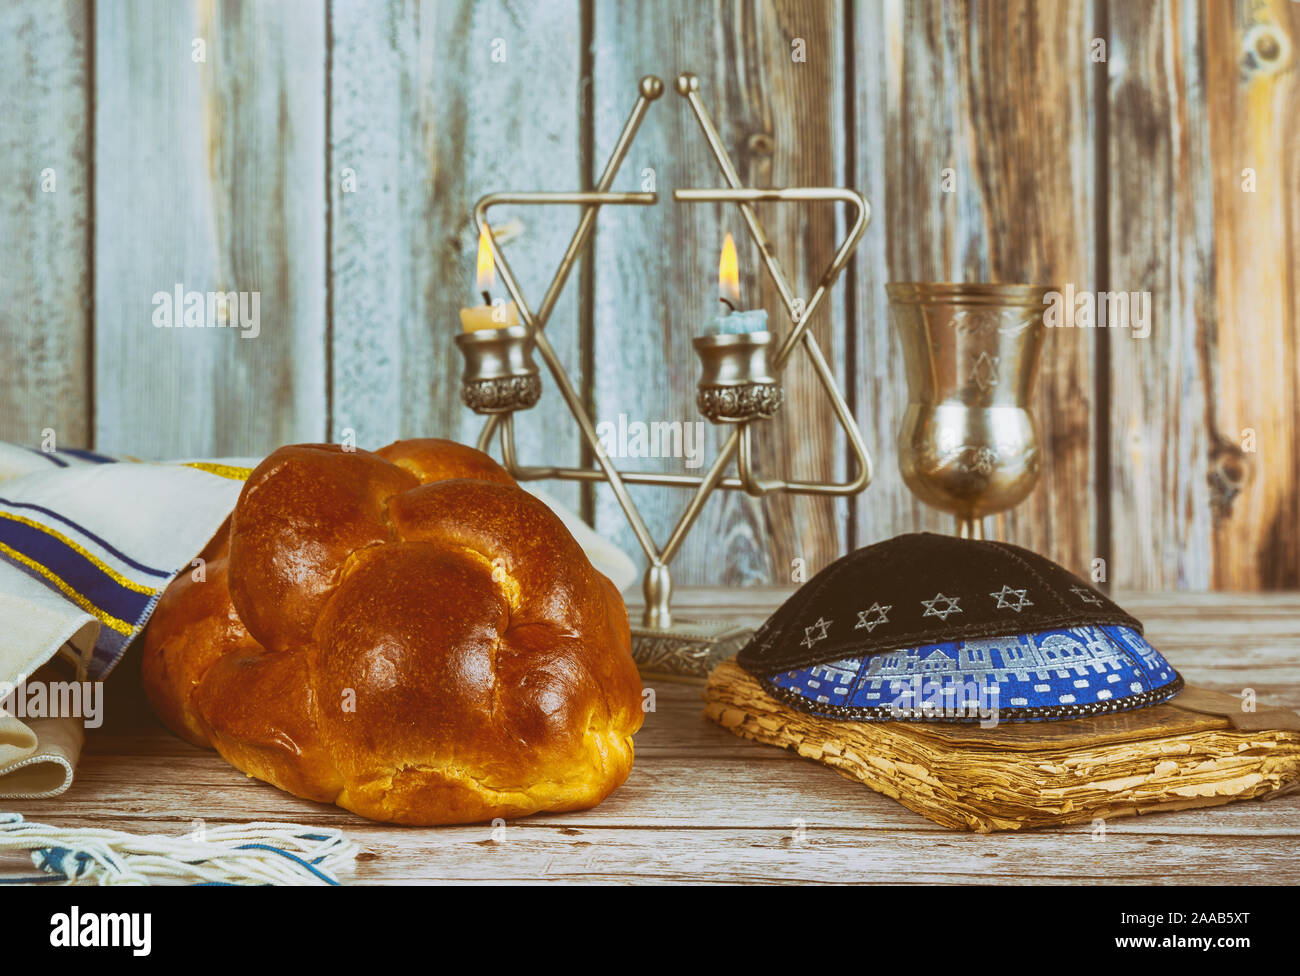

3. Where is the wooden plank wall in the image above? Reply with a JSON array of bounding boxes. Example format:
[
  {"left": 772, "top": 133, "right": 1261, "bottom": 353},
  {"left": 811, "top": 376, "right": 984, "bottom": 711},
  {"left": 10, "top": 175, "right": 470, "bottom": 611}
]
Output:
[
  {"left": 93, "top": 0, "right": 327, "bottom": 458},
  {"left": 1108, "top": 0, "right": 1216, "bottom": 589},
  {"left": 1, "top": 0, "right": 1296, "bottom": 590},
  {"left": 328, "top": 0, "right": 584, "bottom": 511},
  {"left": 0, "top": 0, "right": 91, "bottom": 451},
  {"left": 1202, "top": 0, "right": 1300, "bottom": 589},
  {"left": 1109, "top": 0, "right": 1300, "bottom": 591}
]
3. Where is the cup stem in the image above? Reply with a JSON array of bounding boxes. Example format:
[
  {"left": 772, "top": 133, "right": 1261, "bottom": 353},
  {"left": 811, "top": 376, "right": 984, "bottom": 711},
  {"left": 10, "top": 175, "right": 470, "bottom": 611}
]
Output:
[{"left": 956, "top": 516, "right": 985, "bottom": 540}]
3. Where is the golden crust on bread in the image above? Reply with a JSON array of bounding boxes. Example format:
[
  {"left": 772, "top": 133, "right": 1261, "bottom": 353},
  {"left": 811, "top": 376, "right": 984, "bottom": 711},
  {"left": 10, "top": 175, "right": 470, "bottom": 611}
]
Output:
[{"left": 142, "top": 438, "right": 643, "bottom": 825}]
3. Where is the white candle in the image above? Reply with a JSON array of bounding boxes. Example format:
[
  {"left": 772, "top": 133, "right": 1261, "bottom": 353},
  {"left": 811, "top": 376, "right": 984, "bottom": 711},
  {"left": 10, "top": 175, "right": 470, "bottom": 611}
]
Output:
[{"left": 460, "top": 226, "right": 520, "bottom": 331}]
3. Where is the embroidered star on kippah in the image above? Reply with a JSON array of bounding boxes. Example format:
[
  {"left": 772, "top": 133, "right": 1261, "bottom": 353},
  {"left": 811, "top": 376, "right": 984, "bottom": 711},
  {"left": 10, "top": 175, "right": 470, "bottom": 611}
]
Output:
[
  {"left": 990, "top": 585, "right": 1033, "bottom": 612},
  {"left": 1071, "top": 586, "right": 1103, "bottom": 606},
  {"left": 854, "top": 602, "right": 891, "bottom": 632},
  {"left": 801, "top": 617, "right": 832, "bottom": 649},
  {"left": 921, "top": 593, "right": 962, "bottom": 621}
]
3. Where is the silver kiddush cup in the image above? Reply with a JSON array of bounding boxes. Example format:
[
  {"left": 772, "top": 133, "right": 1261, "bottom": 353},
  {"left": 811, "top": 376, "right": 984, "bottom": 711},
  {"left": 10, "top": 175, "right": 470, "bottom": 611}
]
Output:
[
  {"left": 454, "top": 325, "right": 542, "bottom": 414},
  {"left": 691, "top": 331, "right": 784, "bottom": 423},
  {"left": 887, "top": 282, "right": 1052, "bottom": 539}
]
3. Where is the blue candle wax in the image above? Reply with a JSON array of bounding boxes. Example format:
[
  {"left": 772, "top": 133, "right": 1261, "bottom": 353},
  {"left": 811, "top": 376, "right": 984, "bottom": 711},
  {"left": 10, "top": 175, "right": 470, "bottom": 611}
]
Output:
[{"left": 709, "top": 308, "right": 768, "bottom": 335}]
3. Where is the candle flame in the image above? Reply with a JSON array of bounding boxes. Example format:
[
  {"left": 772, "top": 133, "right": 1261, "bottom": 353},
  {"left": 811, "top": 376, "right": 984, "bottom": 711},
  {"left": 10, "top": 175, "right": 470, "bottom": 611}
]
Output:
[
  {"left": 718, "top": 232, "right": 741, "bottom": 308},
  {"left": 476, "top": 225, "right": 496, "bottom": 296}
]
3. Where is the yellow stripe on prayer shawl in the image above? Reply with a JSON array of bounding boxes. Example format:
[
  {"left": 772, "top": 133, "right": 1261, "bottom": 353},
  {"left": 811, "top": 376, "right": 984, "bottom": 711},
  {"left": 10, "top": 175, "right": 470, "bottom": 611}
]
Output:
[
  {"left": 0, "top": 541, "right": 135, "bottom": 635},
  {"left": 183, "top": 462, "right": 253, "bottom": 481},
  {"left": 0, "top": 512, "right": 156, "bottom": 595}
]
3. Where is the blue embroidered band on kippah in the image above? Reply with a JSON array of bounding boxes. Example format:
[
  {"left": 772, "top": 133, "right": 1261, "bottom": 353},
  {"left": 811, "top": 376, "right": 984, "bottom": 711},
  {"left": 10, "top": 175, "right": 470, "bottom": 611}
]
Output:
[{"left": 758, "top": 624, "right": 1183, "bottom": 723}]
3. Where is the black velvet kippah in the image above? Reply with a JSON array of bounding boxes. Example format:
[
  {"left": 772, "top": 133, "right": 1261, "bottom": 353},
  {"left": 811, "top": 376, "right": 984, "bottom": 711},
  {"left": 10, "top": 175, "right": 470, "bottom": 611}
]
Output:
[{"left": 739, "top": 533, "right": 1141, "bottom": 674}]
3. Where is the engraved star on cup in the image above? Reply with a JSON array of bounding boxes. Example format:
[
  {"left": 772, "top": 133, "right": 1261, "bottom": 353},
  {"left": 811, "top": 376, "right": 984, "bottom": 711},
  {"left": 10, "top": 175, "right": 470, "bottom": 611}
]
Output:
[
  {"left": 921, "top": 592, "right": 962, "bottom": 621},
  {"left": 1071, "top": 586, "right": 1103, "bottom": 606},
  {"left": 989, "top": 584, "right": 1033, "bottom": 612},
  {"left": 801, "top": 616, "right": 832, "bottom": 649},
  {"left": 854, "top": 602, "right": 891, "bottom": 632},
  {"left": 970, "top": 351, "right": 1001, "bottom": 392}
]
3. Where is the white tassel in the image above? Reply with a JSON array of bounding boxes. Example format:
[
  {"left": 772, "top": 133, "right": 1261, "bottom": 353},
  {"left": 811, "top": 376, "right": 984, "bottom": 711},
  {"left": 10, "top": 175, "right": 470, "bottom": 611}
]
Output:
[{"left": 0, "top": 812, "right": 358, "bottom": 886}]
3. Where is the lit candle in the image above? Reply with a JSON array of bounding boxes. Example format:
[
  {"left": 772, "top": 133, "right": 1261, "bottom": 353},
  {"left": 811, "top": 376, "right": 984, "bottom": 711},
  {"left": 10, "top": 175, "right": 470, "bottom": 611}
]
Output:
[
  {"left": 459, "top": 226, "right": 521, "bottom": 331},
  {"left": 708, "top": 231, "right": 768, "bottom": 335}
]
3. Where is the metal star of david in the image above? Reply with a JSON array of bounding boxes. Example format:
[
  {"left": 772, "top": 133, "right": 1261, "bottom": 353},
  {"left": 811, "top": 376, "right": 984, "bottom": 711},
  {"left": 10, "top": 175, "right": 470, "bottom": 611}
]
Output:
[
  {"left": 461, "top": 73, "right": 873, "bottom": 675},
  {"left": 989, "top": 585, "right": 1033, "bottom": 612},
  {"left": 921, "top": 592, "right": 963, "bottom": 621}
]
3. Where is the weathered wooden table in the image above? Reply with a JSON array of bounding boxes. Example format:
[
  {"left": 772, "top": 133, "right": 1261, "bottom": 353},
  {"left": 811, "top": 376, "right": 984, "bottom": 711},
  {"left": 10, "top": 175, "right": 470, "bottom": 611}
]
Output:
[{"left": 12, "top": 590, "right": 1300, "bottom": 884}]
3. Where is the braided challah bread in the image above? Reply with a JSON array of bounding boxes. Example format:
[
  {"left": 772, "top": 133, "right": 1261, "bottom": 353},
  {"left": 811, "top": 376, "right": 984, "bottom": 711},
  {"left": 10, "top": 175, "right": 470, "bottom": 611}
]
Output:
[{"left": 142, "top": 439, "right": 643, "bottom": 825}]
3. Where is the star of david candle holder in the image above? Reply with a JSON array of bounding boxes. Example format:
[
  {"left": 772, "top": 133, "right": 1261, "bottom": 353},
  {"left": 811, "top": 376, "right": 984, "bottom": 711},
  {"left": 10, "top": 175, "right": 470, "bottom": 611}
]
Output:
[
  {"left": 453, "top": 74, "right": 873, "bottom": 678},
  {"left": 888, "top": 282, "right": 1052, "bottom": 540}
]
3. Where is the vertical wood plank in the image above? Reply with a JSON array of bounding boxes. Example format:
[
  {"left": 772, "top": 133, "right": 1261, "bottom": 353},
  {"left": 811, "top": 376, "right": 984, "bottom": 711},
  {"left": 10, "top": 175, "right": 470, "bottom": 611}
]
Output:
[
  {"left": 0, "top": 0, "right": 91, "bottom": 448},
  {"left": 329, "top": 0, "right": 583, "bottom": 512},
  {"left": 1203, "top": 0, "right": 1300, "bottom": 588},
  {"left": 93, "top": 0, "right": 326, "bottom": 458},
  {"left": 850, "top": 0, "right": 949, "bottom": 547},
  {"left": 591, "top": 0, "right": 847, "bottom": 586},
  {"left": 1107, "top": 0, "right": 1215, "bottom": 589},
  {"left": 852, "top": 0, "right": 1098, "bottom": 578}
]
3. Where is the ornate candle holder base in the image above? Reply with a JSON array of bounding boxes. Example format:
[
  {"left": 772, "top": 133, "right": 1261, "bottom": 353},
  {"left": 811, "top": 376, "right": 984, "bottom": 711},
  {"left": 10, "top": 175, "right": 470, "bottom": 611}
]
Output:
[
  {"left": 693, "top": 332, "right": 783, "bottom": 423},
  {"left": 631, "top": 619, "right": 755, "bottom": 681},
  {"left": 461, "top": 375, "right": 541, "bottom": 413},
  {"left": 455, "top": 325, "right": 542, "bottom": 414}
]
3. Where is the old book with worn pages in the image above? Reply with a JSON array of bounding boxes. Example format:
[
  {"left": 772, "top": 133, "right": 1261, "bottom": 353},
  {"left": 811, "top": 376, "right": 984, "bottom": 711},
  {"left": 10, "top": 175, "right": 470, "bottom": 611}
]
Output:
[{"left": 706, "top": 661, "right": 1300, "bottom": 832}]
